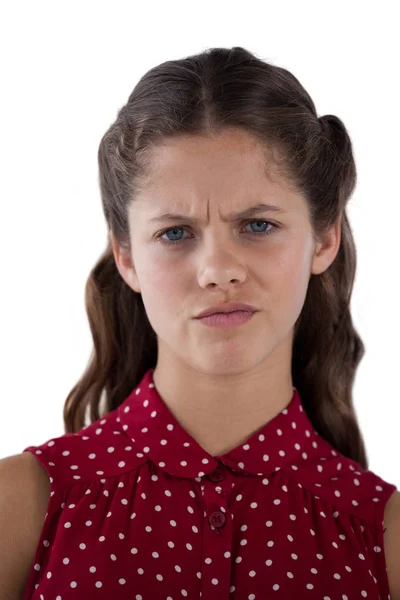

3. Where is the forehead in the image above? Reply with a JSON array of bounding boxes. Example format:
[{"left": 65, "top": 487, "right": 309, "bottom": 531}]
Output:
[
  {"left": 133, "top": 129, "right": 304, "bottom": 215},
  {"left": 144, "top": 129, "right": 278, "bottom": 186}
]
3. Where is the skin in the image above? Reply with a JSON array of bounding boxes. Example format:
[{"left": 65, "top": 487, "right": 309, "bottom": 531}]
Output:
[{"left": 110, "top": 128, "right": 342, "bottom": 456}]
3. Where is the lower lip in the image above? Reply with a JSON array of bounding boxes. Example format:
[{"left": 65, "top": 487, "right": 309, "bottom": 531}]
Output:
[{"left": 195, "top": 310, "right": 256, "bottom": 328}]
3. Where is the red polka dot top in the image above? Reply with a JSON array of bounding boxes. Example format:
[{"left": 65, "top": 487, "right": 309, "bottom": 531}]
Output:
[{"left": 22, "top": 368, "right": 398, "bottom": 600}]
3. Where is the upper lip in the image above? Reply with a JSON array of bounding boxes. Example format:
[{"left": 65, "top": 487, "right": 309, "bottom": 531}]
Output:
[{"left": 195, "top": 302, "right": 258, "bottom": 319}]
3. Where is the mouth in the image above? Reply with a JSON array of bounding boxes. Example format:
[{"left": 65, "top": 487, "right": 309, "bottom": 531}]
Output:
[
  {"left": 195, "top": 303, "right": 258, "bottom": 319},
  {"left": 195, "top": 310, "right": 256, "bottom": 328}
]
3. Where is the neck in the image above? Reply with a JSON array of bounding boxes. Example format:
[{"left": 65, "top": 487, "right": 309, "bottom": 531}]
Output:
[{"left": 151, "top": 349, "right": 294, "bottom": 457}]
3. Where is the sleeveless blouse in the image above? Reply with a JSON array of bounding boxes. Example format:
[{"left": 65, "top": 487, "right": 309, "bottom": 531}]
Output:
[{"left": 22, "top": 368, "right": 398, "bottom": 599}]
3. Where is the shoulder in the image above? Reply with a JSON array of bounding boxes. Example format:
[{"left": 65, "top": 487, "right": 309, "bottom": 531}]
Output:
[
  {"left": 22, "top": 407, "right": 145, "bottom": 489},
  {"left": 0, "top": 452, "right": 50, "bottom": 528},
  {"left": 0, "top": 451, "right": 50, "bottom": 508},
  {"left": 291, "top": 436, "right": 398, "bottom": 526},
  {"left": 383, "top": 490, "right": 400, "bottom": 600},
  {"left": 0, "top": 453, "right": 50, "bottom": 596}
]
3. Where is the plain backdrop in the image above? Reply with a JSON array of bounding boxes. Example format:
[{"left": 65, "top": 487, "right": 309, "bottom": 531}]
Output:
[{"left": 0, "top": 1, "right": 398, "bottom": 488}]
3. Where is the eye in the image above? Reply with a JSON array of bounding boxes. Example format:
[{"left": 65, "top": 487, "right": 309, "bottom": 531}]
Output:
[{"left": 156, "top": 220, "right": 279, "bottom": 246}]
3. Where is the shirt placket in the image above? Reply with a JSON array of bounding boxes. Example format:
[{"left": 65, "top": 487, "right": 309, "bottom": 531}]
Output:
[{"left": 199, "top": 462, "right": 235, "bottom": 599}]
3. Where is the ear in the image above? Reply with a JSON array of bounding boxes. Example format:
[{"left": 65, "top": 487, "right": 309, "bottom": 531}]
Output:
[
  {"left": 109, "top": 231, "right": 141, "bottom": 294},
  {"left": 310, "top": 214, "right": 343, "bottom": 276}
]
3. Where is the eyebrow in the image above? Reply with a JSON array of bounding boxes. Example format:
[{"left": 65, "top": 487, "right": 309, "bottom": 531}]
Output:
[{"left": 148, "top": 203, "right": 287, "bottom": 225}]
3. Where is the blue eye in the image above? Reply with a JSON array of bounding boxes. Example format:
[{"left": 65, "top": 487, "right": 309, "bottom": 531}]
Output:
[{"left": 156, "top": 220, "right": 279, "bottom": 246}]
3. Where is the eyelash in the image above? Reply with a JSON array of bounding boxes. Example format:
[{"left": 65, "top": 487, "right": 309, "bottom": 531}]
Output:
[{"left": 156, "top": 220, "right": 279, "bottom": 246}]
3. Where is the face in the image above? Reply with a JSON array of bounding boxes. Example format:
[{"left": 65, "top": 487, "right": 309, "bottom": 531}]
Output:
[{"left": 111, "top": 128, "right": 340, "bottom": 377}]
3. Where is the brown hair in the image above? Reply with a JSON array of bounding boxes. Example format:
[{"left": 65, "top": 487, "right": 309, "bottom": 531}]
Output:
[{"left": 63, "top": 46, "right": 368, "bottom": 469}]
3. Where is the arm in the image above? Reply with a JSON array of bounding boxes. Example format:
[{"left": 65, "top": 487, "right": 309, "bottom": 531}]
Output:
[
  {"left": 384, "top": 490, "right": 400, "bottom": 600},
  {"left": 0, "top": 453, "right": 50, "bottom": 599}
]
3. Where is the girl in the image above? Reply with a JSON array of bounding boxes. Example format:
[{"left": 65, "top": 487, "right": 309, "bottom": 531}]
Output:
[{"left": 2, "top": 46, "right": 399, "bottom": 599}]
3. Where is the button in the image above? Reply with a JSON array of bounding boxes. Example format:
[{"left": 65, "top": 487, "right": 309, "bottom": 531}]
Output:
[
  {"left": 209, "top": 466, "right": 225, "bottom": 482},
  {"left": 209, "top": 511, "right": 226, "bottom": 528}
]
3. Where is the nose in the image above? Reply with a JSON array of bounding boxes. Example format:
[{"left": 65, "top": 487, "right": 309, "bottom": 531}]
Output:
[{"left": 197, "top": 256, "right": 247, "bottom": 290}]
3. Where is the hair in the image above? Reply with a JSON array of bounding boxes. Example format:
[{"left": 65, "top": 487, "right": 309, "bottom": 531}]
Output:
[{"left": 63, "top": 46, "right": 368, "bottom": 470}]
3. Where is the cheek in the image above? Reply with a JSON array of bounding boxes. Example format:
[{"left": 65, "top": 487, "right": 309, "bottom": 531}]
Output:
[
  {"left": 138, "top": 262, "right": 185, "bottom": 319},
  {"left": 258, "top": 247, "right": 311, "bottom": 308}
]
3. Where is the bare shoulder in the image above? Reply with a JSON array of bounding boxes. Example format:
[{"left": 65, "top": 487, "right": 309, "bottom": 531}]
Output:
[
  {"left": 384, "top": 490, "right": 400, "bottom": 600},
  {"left": 0, "top": 452, "right": 51, "bottom": 598}
]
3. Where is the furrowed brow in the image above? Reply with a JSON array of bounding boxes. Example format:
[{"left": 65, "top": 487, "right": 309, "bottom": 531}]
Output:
[{"left": 148, "top": 203, "right": 286, "bottom": 225}]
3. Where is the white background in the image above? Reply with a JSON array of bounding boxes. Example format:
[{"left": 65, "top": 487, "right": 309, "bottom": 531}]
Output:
[{"left": 0, "top": 1, "right": 398, "bottom": 487}]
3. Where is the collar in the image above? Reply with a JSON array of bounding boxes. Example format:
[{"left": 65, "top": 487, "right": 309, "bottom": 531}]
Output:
[{"left": 118, "top": 368, "right": 318, "bottom": 479}]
